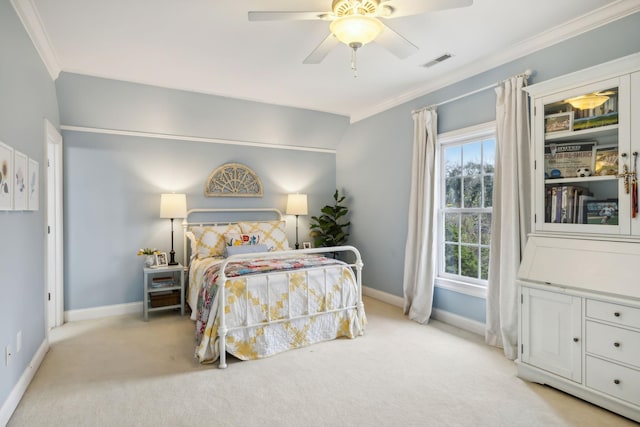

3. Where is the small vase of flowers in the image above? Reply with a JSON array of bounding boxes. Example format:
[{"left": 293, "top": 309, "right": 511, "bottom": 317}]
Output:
[{"left": 138, "top": 248, "right": 159, "bottom": 267}]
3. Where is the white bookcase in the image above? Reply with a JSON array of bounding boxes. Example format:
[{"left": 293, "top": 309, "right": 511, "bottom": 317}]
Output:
[{"left": 518, "top": 53, "right": 640, "bottom": 423}]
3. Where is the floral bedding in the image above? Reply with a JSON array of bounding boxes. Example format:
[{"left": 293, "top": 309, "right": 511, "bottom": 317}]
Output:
[{"left": 192, "top": 253, "right": 366, "bottom": 364}]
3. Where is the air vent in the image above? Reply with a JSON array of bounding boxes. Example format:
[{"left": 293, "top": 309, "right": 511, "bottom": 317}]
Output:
[{"left": 422, "top": 53, "right": 453, "bottom": 68}]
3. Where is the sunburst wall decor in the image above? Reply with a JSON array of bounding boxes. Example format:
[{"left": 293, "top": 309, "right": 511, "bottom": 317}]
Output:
[{"left": 204, "top": 162, "right": 263, "bottom": 197}]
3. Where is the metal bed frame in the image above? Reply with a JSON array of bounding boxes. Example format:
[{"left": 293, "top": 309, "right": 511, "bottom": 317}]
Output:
[{"left": 182, "top": 208, "right": 364, "bottom": 368}]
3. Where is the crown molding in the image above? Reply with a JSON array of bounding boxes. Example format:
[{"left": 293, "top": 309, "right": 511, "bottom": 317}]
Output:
[
  {"left": 11, "top": 0, "right": 61, "bottom": 80},
  {"left": 349, "top": 0, "right": 640, "bottom": 123}
]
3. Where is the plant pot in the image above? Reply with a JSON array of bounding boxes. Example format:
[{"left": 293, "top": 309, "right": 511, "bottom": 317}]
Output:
[{"left": 144, "top": 255, "right": 155, "bottom": 268}]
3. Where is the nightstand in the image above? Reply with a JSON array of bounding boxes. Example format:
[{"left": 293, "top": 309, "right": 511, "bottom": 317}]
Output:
[{"left": 143, "top": 264, "right": 185, "bottom": 321}]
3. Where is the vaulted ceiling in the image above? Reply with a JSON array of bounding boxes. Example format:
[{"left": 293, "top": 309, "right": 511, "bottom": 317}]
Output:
[{"left": 14, "top": 0, "right": 638, "bottom": 122}]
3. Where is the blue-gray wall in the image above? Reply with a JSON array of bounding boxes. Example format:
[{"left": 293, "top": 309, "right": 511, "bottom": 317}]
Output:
[
  {"left": 56, "top": 74, "right": 348, "bottom": 310},
  {"left": 337, "top": 12, "right": 640, "bottom": 324},
  {"left": 0, "top": 0, "right": 60, "bottom": 414}
]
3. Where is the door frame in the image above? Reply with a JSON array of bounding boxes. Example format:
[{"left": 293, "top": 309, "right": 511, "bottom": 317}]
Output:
[{"left": 45, "top": 119, "right": 63, "bottom": 329}]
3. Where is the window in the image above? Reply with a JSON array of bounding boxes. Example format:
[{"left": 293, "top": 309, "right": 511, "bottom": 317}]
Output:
[{"left": 437, "top": 123, "right": 495, "bottom": 297}]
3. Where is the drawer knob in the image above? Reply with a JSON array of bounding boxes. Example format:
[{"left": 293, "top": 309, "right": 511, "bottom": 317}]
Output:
[
  {"left": 614, "top": 312, "right": 621, "bottom": 317},
  {"left": 614, "top": 379, "right": 621, "bottom": 385},
  {"left": 573, "top": 337, "right": 579, "bottom": 342},
  {"left": 614, "top": 342, "right": 620, "bottom": 348}
]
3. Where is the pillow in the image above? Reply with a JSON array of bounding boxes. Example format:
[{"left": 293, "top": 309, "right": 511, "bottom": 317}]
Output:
[
  {"left": 225, "top": 244, "right": 269, "bottom": 257},
  {"left": 225, "top": 232, "right": 263, "bottom": 247},
  {"left": 238, "top": 221, "right": 290, "bottom": 251},
  {"left": 191, "top": 224, "right": 242, "bottom": 259}
]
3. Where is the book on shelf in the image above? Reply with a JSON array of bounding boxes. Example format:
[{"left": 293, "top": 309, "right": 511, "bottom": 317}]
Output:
[
  {"left": 545, "top": 185, "right": 591, "bottom": 224},
  {"left": 151, "top": 276, "right": 175, "bottom": 288}
]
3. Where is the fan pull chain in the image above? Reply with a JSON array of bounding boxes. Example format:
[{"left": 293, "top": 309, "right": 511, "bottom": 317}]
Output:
[{"left": 350, "top": 45, "right": 359, "bottom": 78}]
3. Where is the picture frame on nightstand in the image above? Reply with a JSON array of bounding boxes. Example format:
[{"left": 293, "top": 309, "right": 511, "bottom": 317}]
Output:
[{"left": 155, "top": 252, "right": 168, "bottom": 267}]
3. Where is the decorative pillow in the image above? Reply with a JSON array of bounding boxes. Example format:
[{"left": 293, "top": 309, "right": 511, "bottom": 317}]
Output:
[
  {"left": 238, "top": 221, "right": 290, "bottom": 251},
  {"left": 225, "top": 244, "right": 269, "bottom": 257},
  {"left": 225, "top": 232, "right": 263, "bottom": 247},
  {"left": 191, "top": 224, "right": 242, "bottom": 259}
]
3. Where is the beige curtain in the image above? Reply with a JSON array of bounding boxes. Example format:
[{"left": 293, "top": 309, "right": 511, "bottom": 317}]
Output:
[
  {"left": 403, "top": 107, "right": 438, "bottom": 324},
  {"left": 486, "top": 75, "right": 531, "bottom": 359}
]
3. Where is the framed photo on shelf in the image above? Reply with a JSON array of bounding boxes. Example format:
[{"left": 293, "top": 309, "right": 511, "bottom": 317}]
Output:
[
  {"left": 545, "top": 112, "right": 573, "bottom": 134},
  {"left": 155, "top": 252, "right": 168, "bottom": 267},
  {"left": 302, "top": 241, "right": 312, "bottom": 249},
  {"left": 0, "top": 141, "right": 13, "bottom": 210},
  {"left": 585, "top": 200, "right": 618, "bottom": 225},
  {"left": 593, "top": 144, "right": 618, "bottom": 176}
]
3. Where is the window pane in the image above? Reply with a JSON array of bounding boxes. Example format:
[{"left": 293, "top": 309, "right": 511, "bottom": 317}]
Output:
[
  {"left": 460, "top": 214, "right": 479, "bottom": 244},
  {"left": 481, "top": 247, "right": 490, "bottom": 280},
  {"left": 460, "top": 245, "right": 479, "bottom": 278},
  {"left": 444, "top": 213, "right": 460, "bottom": 242},
  {"left": 480, "top": 213, "right": 491, "bottom": 245},
  {"left": 483, "top": 175, "right": 493, "bottom": 208},
  {"left": 463, "top": 176, "right": 482, "bottom": 208},
  {"left": 444, "top": 244, "right": 459, "bottom": 274},
  {"left": 483, "top": 139, "right": 495, "bottom": 174},
  {"left": 463, "top": 142, "right": 482, "bottom": 176},
  {"left": 445, "top": 177, "right": 461, "bottom": 208},
  {"left": 444, "top": 146, "right": 461, "bottom": 178}
]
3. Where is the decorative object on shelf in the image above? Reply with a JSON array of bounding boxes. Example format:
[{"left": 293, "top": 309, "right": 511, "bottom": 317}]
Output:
[
  {"left": 155, "top": 252, "right": 168, "bottom": 267},
  {"left": 309, "top": 189, "right": 350, "bottom": 254},
  {"left": 205, "top": 163, "right": 263, "bottom": 197},
  {"left": 576, "top": 167, "right": 591, "bottom": 177},
  {"left": 13, "top": 150, "right": 27, "bottom": 210},
  {"left": 160, "top": 193, "right": 187, "bottom": 265},
  {"left": 286, "top": 193, "right": 308, "bottom": 249},
  {"left": 593, "top": 144, "right": 618, "bottom": 176},
  {"left": 544, "top": 142, "right": 594, "bottom": 179},
  {"left": 545, "top": 112, "right": 573, "bottom": 133},
  {"left": 138, "top": 248, "right": 159, "bottom": 267},
  {"left": 0, "top": 141, "right": 13, "bottom": 210}
]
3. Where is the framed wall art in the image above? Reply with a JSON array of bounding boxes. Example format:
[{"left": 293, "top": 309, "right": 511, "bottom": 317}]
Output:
[
  {"left": 27, "top": 158, "right": 39, "bottom": 211},
  {"left": 13, "top": 150, "right": 28, "bottom": 210},
  {"left": 0, "top": 141, "right": 14, "bottom": 210}
]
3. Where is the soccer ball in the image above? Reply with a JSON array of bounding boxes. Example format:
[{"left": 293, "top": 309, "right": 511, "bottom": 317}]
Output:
[{"left": 577, "top": 167, "right": 591, "bottom": 177}]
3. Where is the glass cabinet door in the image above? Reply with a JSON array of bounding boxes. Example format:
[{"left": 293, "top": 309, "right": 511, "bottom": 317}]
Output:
[{"left": 532, "top": 76, "right": 631, "bottom": 235}]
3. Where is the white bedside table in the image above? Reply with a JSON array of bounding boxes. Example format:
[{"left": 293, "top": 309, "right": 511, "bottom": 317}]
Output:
[{"left": 143, "top": 264, "right": 185, "bottom": 321}]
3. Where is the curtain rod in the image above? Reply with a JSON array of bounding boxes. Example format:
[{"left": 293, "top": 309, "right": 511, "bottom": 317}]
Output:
[{"left": 412, "top": 69, "right": 533, "bottom": 114}]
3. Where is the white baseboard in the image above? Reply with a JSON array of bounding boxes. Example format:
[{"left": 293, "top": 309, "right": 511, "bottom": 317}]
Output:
[
  {"left": 0, "top": 338, "right": 49, "bottom": 427},
  {"left": 64, "top": 301, "right": 142, "bottom": 323},
  {"left": 362, "top": 286, "right": 404, "bottom": 308},
  {"left": 362, "top": 286, "right": 485, "bottom": 336},
  {"left": 431, "top": 308, "right": 485, "bottom": 336}
]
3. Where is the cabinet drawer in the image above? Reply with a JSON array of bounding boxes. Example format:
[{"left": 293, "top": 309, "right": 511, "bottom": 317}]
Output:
[
  {"left": 586, "top": 321, "right": 640, "bottom": 368},
  {"left": 586, "top": 299, "right": 640, "bottom": 329},
  {"left": 586, "top": 356, "right": 640, "bottom": 405}
]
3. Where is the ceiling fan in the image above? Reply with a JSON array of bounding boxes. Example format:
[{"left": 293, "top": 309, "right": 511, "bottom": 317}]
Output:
[{"left": 248, "top": 0, "right": 473, "bottom": 76}]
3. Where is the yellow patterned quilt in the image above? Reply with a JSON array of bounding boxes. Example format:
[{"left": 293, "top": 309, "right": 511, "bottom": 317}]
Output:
[{"left": 193, "top": 254, "right": 366, "bottom": 364}]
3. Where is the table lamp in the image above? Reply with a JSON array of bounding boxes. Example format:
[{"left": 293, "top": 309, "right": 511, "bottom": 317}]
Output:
[
  {"left": 160, "top": 193, "right": 187, "bottom": 265},
  {"left": 286, "top": 193, "right": 308, "bottom": 250}
]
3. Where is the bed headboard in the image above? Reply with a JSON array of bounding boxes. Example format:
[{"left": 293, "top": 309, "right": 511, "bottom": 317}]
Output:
[{"left": 181, "top": 208, "right": 284, "bottom": 266}]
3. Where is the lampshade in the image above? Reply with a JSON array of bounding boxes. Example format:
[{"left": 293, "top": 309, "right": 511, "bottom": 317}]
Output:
[
  {"left": 329, "top": 14, "right": 383, "bottom": 47},
  {"left": 160, "top": 193, "right": 187, "bottom": 219},
  {"left": 286, "top": 194, "right": 308, "bottom": 216},
  {"left": 565, "top": 94, "right": 609, "bottom": 110}
]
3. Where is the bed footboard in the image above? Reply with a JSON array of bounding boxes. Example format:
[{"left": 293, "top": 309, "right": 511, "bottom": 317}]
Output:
[{"left": 216, "top": 245, "right": 364, "bottom": 369}]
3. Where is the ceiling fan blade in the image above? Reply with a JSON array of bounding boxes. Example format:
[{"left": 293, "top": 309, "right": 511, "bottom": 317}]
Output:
[
  {"left": 248, "top": 11, "right": 328, "bottom": 21},
  {"left": 380, "top": 0, "right": 473, "bottom": 18},
  {"left": 375, "top": 24, "right": 419, "bottom": 59},
  {"left": 303, "top": 34, "right": 340, "bottom": 64}
]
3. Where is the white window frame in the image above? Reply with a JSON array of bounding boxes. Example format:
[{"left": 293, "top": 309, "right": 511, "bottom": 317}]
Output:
[{"left": 435, "top": 121, "right": 496, "bottom": 299}]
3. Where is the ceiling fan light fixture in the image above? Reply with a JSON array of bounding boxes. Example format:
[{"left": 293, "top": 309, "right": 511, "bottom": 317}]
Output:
[
  {"left": 565, "top": 94, "right": 609, "bottom": 110},
  {"left": 329, "top": 14, "right": 383, "bottom": 46}
]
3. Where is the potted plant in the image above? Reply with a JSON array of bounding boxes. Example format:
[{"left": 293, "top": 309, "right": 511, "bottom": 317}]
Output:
[
  {"left": 138, "top": 248, "right": 159, "bottom": 268},
  {"left": 309, "top": 189, "right": 350, "bottom": 256}
]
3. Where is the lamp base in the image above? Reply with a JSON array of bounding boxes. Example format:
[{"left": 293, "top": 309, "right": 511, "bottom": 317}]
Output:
[{"left": 168, "top": 249, "right": 178, "bottom": 265}]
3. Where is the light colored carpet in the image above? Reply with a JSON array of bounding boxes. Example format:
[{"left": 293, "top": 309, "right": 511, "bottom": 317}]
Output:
[{"left": 7, "top": 297, "right": 635, "bottom": 427}]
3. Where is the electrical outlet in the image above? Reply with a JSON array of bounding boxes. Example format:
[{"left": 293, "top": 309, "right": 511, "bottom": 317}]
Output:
[
  {"left": 17, "top": 331, "right": 22, "bottom": 353},
  {"left": 5, "top": 345, "right": 11, "bottom": 366}
]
